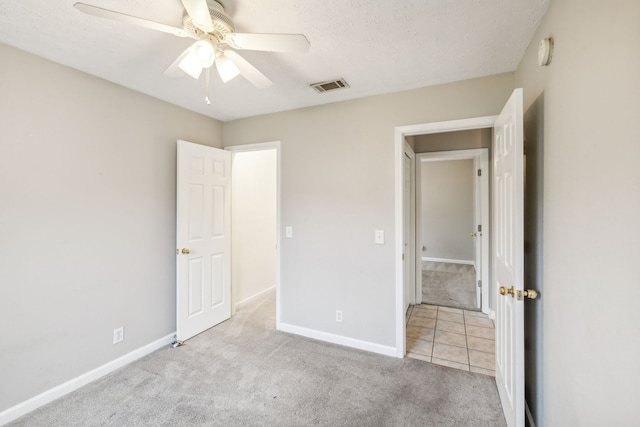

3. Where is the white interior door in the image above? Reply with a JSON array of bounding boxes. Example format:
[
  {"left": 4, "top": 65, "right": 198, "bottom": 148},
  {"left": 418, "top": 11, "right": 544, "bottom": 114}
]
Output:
[
  {"left": 176, "top": 140, "right": 232, "bottom": 341},
  {"left": 493, "top": 89, "right": 525, "bottom": 427}
]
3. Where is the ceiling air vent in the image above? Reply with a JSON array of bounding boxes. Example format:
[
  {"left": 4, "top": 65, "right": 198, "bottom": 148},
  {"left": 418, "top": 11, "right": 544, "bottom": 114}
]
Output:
[{"left": 310, "top": 78, "right": 350, "bottom": 93}]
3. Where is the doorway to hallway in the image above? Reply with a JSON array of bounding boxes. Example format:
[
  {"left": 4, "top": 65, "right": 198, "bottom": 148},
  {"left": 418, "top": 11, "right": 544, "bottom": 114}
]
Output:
[
  {"left": 415, "top": 146, "right": 490, "bottom": 313},
  {"left": 227, "top": 142, "right": 281, "bottom": 323}
]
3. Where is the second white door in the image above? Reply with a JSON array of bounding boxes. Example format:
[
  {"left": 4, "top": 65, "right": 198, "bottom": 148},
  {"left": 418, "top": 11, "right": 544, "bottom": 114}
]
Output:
[
  {"left": 176, "top": 140, "right": 232, "bottom": 342},
  {"left": 493, "top": 88, "right": 525, "bottom": 427}
]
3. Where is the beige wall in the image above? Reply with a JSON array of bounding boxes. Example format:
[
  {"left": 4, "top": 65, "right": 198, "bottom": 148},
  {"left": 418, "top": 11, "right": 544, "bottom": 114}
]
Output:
[
  {"left": 231, "top": 149, "right": 278, "bottom": 307},
  {"left": 413, "top": 128, "right": 491, "bottom": 153},
  {"left": 515, "top": 0, "right": 640, "bottom": 424},
  {"left": 223, "top": 73, "right": 515, "bottom": 347},
  {"left": 0, "top": 43, "right": 222, "bottom": 411}
]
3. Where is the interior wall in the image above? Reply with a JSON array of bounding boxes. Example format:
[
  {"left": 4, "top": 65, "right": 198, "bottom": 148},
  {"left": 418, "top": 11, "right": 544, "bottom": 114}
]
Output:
[
  {"left": 420, "top": 160, "right": 474, "bottom": 262},
  {"left": 231, "top": 149, "right": 277, "bottom": 307},
  {"left": 515, "top": 0, "right": 640, "bottom": 424},
  {"left": 413, "top": 128, "right": 491, "bottom": 153},
  {"left": 0, "top": 43, "right": 223, "bottom": 412},
  {"left": 223, "top": 73, "right": 515, "bottom": 349}
]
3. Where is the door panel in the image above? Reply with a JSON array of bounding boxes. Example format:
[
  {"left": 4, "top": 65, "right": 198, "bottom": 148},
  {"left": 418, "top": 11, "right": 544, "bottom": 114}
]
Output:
[
  {"left": 493, "top": 89, "right": 524, "bottom": 427},
  {"left": 177, "top": 140, "right": 231, "bottom": 341}
]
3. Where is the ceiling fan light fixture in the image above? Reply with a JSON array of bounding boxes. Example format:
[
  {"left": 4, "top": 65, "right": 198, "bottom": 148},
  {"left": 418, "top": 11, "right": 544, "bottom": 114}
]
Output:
[
  {"left": 178, "top": 53, "right": 204, "bottom": 79},
  {"left": 178, "top": 40, "right": 215, "bottom": 79},
  {"left": 191, "top": 40, "right": 215, "bottom": 67},
  {"left": 215, "top": 54, "right": 240, "bottom": 82}
]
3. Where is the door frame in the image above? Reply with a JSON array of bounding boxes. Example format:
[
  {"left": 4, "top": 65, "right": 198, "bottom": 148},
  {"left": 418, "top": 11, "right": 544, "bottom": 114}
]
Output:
[
  {"left": 394, "top": 116, "right": 497, "bottom": 357},
  {"left": 415, "top": 149, "right": 490, "bottom": 313},
  {"left": 403, "top": 143, "right": 417, "bottom": 310},
  {"left": 225, "top": 141, "right": 282, "bottom": 327}
]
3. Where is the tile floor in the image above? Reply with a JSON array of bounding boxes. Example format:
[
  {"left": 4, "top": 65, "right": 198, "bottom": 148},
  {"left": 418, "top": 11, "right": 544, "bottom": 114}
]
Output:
[{"left": 406, "top": 303, "right": 496, "bottom": 376}]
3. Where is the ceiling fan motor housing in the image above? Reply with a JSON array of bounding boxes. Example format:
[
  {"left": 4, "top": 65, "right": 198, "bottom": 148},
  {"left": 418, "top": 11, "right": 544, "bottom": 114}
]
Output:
[{"left": 183, "top": 0, "right": 235, "bottom": 38}]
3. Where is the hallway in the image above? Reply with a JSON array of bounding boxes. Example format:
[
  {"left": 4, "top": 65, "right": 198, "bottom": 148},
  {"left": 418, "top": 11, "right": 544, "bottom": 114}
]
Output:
[{"left": 406, "top": 303, "right": 495, "bottom": 376}]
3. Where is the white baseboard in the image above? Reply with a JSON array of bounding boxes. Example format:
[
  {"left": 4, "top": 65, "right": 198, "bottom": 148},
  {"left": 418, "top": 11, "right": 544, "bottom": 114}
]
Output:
[
  {"left": 235, "top": 286, "right": 276, "bottom": 311},
  {"left": 488, "top": 310, "right": 496, "bottom": 320},
  {"left": 525, "top": 399, "right": 536, "bottom": 427},
  {"left": 278, "top": 323, "right": 397, "bottom": 357},
  {"left": 421, "top": 257, "right": 475, "bottom": 265},
  {"left": 0, "top": 332, "right": 176, "bottom": 426}
]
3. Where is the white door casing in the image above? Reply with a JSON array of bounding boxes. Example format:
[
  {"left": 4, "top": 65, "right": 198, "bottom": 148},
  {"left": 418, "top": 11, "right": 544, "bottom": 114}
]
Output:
[
  {"left": 403, "top": 146, "right": 416, "bottom": 311},
  {"left": 176, "top": 140, "right": 232, "bottom": 341},
  {"left": 493, "top": 88, "right": 525, "bottom": 427},
  {"left": 414, "top": 149, "right": 489, "bottom": 312},
  {"left": 394, "top": 117, "right": 497, "bottom": 358}
]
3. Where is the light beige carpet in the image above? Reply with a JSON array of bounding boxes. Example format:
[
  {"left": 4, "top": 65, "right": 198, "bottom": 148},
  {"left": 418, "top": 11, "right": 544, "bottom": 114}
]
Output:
[
  {"left": 10, "top": 291, "right": 504, "bottom": 426},
  {"left": 422, "top": 261, "right": 479, "bottom": 311}
]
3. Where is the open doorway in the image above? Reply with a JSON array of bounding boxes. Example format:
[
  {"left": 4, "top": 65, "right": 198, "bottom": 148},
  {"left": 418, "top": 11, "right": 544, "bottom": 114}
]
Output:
[
  {"left": 395, "top": 119, "right": 497, "bottom": 358},
  {"left": 416, "top": 147, "right": 489, "bottom": 312},
  {"left": 227, "top": 142, "right": 281, "bottom": 323},
  {"left": 402, "top": 129, "right": 494, "bottom": 375}
]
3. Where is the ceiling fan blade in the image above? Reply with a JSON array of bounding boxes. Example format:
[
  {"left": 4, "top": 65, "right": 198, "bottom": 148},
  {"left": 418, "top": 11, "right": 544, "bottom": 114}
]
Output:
[
  {"left": 224, "top": 33, "right": 310, "bottom": 53},
  {"left": 223, "top": 50, "right": 272, "bottom": 89},
  {"left": 180, "top": 0, "right": 215, "bottom": 33},
  {"left": 74, "top": 3, "right": 192, "bottom": 38}
]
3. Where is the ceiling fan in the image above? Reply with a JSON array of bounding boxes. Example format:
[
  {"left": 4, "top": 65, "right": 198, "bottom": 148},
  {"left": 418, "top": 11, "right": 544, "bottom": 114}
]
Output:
[{"left": 74, "top": 0, "right": 310, "bottom": 93}]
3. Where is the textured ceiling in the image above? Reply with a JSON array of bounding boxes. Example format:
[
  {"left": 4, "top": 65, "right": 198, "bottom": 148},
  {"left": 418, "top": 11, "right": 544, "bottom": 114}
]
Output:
[{"left": 0, "top": 0, "right": 550, "bottom": 122}]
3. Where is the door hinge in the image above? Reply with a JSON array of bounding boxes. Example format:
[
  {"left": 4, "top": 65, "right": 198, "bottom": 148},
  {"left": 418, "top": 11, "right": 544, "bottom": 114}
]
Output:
[
  {"left": 477, "top": 169, "right": 482, "bottom": 176},
  {"left": 478, "top": 280, "right": 482, "bottom": 288}
]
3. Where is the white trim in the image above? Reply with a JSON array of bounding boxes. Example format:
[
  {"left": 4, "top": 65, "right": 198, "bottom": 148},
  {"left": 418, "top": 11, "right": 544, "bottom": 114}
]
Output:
[
  {"left": 234, "top": 286, "right": 276, "bottom": 310},
  {"left": 0, "top": 333, "right": 175, "bottom": 425},
  {"left": 403, "top": 142, "right": 417, "bottom": 309},
  {"left": 278, "top": 323, "right": 397, "bottom": 357},
  {"left": 399, "top": 116, "right": 498, "bottom": 137},
  {"left": 225, "top": 141, "right": 280, "bottom": 153},
  {"left": 489, "top": 310, "right": 496, "bottom": 320},
  {"left": 525, "top": 400, "right": 537, "bottom": 427},
  {"left": 225, "top": 141, "right": 282, "bottom": 328},
  {"left": 421, "top": 257, "right": 475, "bottom": 265},
  {"left": 394, "top": 129, "right": 405, "bottom": 357},
  {"left": 395, "top": 116, "right": 497, "bottom": 360}
]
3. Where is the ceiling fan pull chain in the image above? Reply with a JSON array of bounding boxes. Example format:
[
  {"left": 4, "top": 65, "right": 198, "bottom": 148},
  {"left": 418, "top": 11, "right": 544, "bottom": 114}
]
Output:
[{"left": 205, "top": 67, "right": 211, "bottom": 105}]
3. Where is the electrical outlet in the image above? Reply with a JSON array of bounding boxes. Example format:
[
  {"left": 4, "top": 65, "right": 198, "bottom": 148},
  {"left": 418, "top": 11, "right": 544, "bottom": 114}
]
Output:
[
  {"left": 113, "top": 327, "right": 124, "bottom": 344},
  {"left": 336, "top": 310, "right": 343, "bottom": 323}
]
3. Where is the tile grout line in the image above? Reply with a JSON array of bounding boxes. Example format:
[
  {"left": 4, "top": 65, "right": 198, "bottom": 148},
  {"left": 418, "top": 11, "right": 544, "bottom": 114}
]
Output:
[
  {"left": 431, "top": 307, "right": 438, "bottom": 361},
  {"left": 463, "top": 311, "right": 471, "bottom": 372}
]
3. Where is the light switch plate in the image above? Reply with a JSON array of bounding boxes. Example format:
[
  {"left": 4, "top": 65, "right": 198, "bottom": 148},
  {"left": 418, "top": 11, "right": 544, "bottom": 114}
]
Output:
[
  {"left": 285, "top": 226, "right": 293, "bottom": 238},
  {"left": 375, "top": 229, "right": 384, "bottom": 244}
]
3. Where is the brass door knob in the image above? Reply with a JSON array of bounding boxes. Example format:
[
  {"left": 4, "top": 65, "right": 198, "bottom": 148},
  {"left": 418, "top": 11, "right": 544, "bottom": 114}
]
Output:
[
  {"left": 470, "top": 232, "right": 478, "bottom": 237},
  {"left": 181, "top": 248, "right": 191, "bottom": 254},
  {"left": 523, "top": 289, "right": 538, "bottom": 299},
  {"left": 499, "top": 286, "right": 515, "bottom": 297}
]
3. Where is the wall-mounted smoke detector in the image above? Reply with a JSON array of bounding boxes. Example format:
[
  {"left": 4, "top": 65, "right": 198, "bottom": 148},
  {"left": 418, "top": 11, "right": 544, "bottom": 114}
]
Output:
[
  {"left": 538, "top": 38, "right": 554, "bottom": 66},
  {"left": 310, "top": 78, "right": 350, "bottom": 93}
]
